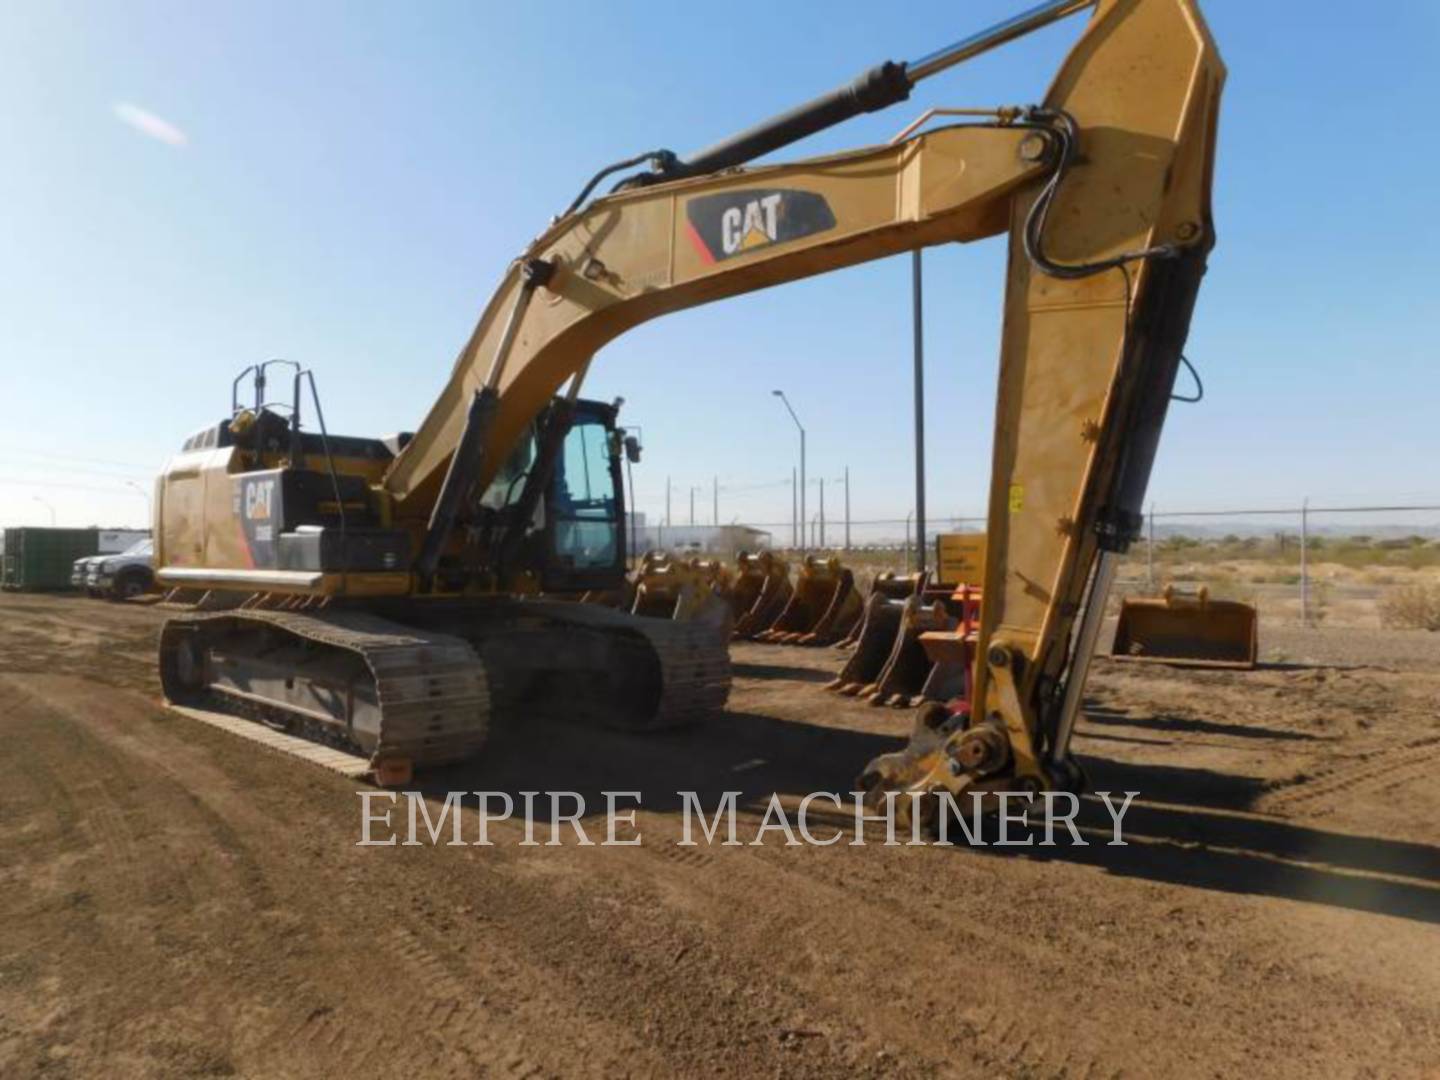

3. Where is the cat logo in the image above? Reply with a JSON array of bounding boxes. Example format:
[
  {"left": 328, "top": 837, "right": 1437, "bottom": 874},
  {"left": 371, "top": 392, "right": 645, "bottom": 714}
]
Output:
[
  {"left": 685, "top": 188, "right": 836, "bottom": 264},
  {"left": 244, "top": 478, "right": 275, "bottom": 521},
  {"left": 721, "top": 193, "right": 782, "bottom": 255}
]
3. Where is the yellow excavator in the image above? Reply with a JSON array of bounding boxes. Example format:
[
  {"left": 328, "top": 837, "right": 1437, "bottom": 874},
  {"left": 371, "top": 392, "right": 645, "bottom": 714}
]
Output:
[{"left": 153, "top": 0, "right": 1223, "bottom": 802}]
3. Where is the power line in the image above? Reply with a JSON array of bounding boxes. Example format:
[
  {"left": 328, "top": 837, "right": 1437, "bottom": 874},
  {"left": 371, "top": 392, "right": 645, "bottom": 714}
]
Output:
[
  {"left": 0, "top": 445, "right": 160, "bottom": 472},
  {"left": 0, "top": 457, "right": 152, "bottom": 481},
  {"left": 0, "top": 476, "right": 143, "bottom": 495}
]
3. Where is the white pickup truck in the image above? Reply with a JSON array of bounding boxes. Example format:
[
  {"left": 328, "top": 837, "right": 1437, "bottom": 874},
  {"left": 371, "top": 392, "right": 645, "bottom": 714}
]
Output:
[{"left": 72, "top": 538, "right": 155, "bottom": 599}]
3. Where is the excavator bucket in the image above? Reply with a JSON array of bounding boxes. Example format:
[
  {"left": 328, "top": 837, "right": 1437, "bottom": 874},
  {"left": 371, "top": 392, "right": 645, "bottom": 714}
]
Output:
[
  {"left": 867, "top": 597, "right": 959, "bottom": 708},
  {"left": 1111, "top": 586, "right": 1258, "bottom": 669},
  {"left": 731, "top": 550, "right": 792, "bottom": 639},
  {"left": 755, "top": 556, "right": 860, "bottom": 645},
  {"left": 630, "top": 552, "right": 733, "bottom": 630},
  {"left": 914, "top": 583, "right": 983, "bottom": 711},
  {"left": 829, "top": 572, "right": 924, "bottom": 694},
  {"left": 796, "top": 565, "right": 864, "bottom": 645},
  {"left": 829, "top": 535, "right": 986, "bottom": 705}
]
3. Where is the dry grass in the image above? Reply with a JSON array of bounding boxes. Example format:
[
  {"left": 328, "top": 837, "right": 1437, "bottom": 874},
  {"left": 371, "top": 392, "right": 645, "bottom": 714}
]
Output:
[{"left": 1378, "top": 584, "right": 1440, "bottom": 631}]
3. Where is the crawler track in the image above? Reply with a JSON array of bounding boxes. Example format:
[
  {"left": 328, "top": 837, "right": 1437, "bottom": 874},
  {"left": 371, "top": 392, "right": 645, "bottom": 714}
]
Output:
[
  {"left": 158, "top": 598, "right": 731, "bottom": 775},
  {"left": 159, "top": 609, "right": 491, "bottom": 770}
]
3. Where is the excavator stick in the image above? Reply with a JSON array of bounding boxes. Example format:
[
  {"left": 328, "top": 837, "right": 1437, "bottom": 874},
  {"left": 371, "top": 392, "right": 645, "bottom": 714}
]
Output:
[
  {"left": 858, "top": 0, "right": 1224, "bottom": 809},
  {"left": 1111, "top": 586, "right": 1257, "bottom": 669},
  {"left": 731, "top": 551, "right": 793, "bottom": 640}
]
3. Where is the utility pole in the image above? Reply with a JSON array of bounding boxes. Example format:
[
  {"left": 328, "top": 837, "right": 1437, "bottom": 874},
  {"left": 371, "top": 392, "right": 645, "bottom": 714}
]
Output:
[
  {"left": 689, "top": 486, "right": 695, "bottom": 527},
  {"left": 773, "top": 390, "right": 805, "bottom": 553},
  {"left": 819, "top": 477, "right": 826, "bottom": 550},
  {"left": 713, "top": 475, "right": 718, "bottom": 527},
  {"left": 791, "top": 468, "right": 797, "bottom": 548},
  {"left": 912, "top": 250, "right": 927, "bottom": 572},
  {"left": 843, "top": 466, "right": 851, "bottom": 551}
]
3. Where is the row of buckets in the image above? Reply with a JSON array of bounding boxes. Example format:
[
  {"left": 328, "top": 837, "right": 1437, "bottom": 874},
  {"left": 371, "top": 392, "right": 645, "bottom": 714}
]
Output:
[
  {"left": 625, "top": 550, "right": 986, "bottom": 712},
  {"left": 621, "top": 548, "right": 1259, "bottom": 718}
]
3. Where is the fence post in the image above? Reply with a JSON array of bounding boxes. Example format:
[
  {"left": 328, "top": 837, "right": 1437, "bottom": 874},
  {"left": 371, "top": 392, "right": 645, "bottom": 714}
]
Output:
[
  {"left": 1300, "top": 497, "right": 1309, "bottom": 626},
  {"left": 1146, "top": 502, "right": 1156, "bottom": 591}
]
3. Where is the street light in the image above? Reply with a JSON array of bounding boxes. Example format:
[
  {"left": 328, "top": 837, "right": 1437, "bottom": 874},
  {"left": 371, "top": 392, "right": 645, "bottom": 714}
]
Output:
[
  {"left": 32, "top": 495, "right": 55, "bottom": 526},
  {"left": 124, "top": 480, "right": 152, "bottom": 526},
  {"left": 772, "top": 390, "right": 805, "bottom": 553}
]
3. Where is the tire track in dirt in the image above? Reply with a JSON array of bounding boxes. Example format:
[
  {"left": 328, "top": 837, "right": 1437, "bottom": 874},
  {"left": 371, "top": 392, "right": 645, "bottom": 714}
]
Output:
[
  {"left": 1, "top": 672, "right": 657, "bottom": 1077},
  {"left": 4, "top": 676, "right": 275, "bottom": 911},
  {"left": 633, "top": 829, "right": 1116, "bottom": 1079},
  {"left": 0, "top": 674, "right": 299, "bottom": 1074},
  {"left": 437, "top": 839, "right": 877, "bottom": 1078},
  {"left": 380, "top": 924, "right": 548, "bottom": 1077},
  {"left": 1258, "top": 735, "right": 1440, "bottom": 813}
]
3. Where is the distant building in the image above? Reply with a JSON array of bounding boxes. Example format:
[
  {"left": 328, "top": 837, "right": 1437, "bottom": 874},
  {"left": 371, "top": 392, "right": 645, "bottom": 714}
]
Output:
[{"left": 626, "top": 516, "right": 771, "bottom": 556}]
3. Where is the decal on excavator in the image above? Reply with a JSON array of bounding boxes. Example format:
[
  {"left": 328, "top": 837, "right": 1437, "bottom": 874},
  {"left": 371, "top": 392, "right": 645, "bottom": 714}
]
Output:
[
  {"left": 234, "top": 472, "right": 281, "bottom": 565},
  {"left": 684, "top": 188, "right": 836, "bottom": 264}
]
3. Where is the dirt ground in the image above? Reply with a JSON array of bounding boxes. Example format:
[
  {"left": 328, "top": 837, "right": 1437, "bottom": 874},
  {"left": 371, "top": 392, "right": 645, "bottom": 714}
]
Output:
[{"left": 2, "top": 591, "right": 1438, "bottom": 1078}]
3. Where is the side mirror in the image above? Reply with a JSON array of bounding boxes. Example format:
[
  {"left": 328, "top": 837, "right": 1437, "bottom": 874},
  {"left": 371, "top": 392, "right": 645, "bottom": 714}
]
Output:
[{"left": 624, "top": 435, "right": 642, "bottom": 464}]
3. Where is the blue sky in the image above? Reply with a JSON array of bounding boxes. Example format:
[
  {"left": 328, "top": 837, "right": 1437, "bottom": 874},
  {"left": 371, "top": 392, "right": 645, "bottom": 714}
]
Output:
[{"left": 1, "top": 0, "right": 1437, "bottom": 535}]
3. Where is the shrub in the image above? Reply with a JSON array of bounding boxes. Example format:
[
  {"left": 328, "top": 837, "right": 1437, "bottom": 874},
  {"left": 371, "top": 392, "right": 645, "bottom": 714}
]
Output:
[{"left": 1378, "top": 584, "right": 1440, "bottom": 631}]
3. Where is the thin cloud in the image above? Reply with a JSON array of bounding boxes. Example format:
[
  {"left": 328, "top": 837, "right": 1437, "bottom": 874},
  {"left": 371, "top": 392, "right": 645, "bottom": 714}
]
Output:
[{"left": 112, "top": 102, "right": 188, "bottom": 147}]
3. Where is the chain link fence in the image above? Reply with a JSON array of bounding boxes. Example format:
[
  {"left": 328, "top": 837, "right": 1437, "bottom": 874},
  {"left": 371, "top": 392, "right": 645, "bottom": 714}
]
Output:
[{"left": 683, "top": 502, "right": 1440, "bottom": 629}]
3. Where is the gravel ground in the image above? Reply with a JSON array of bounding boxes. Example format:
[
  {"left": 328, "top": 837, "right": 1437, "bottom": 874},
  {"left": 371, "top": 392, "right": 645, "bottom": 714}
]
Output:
[{"left": 2, "top": 592, "right": 1437, "bottom": 1078}]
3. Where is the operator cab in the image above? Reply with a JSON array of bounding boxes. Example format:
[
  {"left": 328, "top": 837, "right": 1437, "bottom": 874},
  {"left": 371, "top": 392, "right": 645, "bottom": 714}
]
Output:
[
  {"left": 542, "top": 398, "right": 629, "bottom": 591},
  {"left": 475, "top": 397, "right": 633, "bottom": 593}
]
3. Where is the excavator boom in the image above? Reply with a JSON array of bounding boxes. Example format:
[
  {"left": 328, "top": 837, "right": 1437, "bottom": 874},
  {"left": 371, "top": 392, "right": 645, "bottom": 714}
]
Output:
[{"left": 380, "top": 0, "right": 1222, "bottom": 797}]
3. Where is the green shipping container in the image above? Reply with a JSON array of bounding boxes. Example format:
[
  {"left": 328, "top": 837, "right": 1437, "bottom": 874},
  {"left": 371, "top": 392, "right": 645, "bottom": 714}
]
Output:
[{"left": 1, "top": 528, "right": 100, "bottom": 591}]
